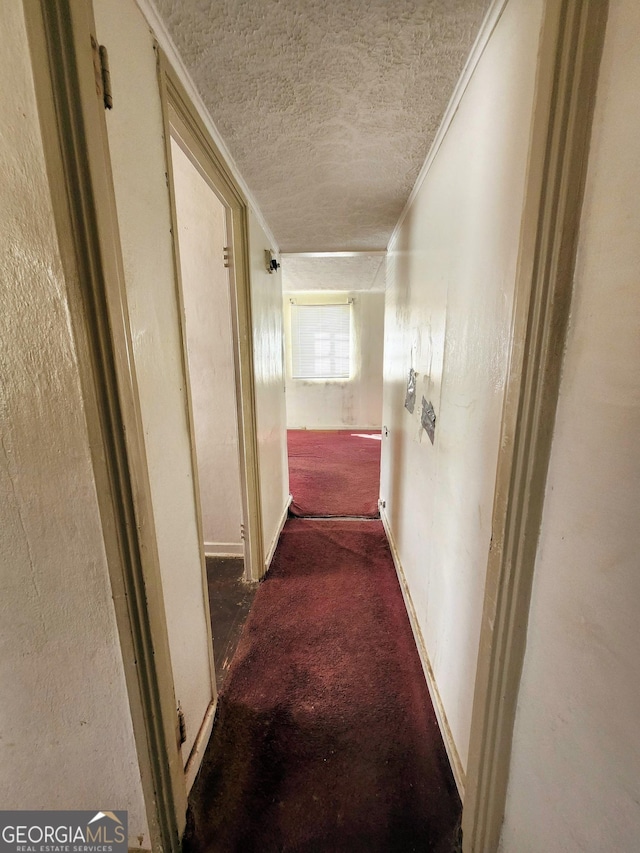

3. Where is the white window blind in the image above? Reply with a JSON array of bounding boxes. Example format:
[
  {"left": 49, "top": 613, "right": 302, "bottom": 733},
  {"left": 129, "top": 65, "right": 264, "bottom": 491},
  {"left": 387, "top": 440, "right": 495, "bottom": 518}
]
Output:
[{"left": 291, "top": 303, "right": 351, "bottom": 379}]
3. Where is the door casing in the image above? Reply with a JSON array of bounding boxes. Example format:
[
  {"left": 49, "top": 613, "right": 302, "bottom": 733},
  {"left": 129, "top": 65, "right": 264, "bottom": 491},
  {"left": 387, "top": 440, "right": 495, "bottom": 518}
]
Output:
[
  {"left": 157, "top": 50, "right": 265, "bottom": 587},
  {"left": 24, "top": 0, "right": 187, "bottom": 848},
  {"left": 462, "top": 1, "right": 609, "bottom": 850}
]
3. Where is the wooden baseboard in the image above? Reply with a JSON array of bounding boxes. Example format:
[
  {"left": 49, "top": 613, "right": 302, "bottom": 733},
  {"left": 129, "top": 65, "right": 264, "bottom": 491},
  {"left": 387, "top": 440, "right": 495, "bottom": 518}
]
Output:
[
  {"left": 379, "top": 504, "right": 466, "bottom": 799},
  {"left": 264, "top": 495, "right": 292, "bottom": 577},
  {"left": 184, "top": 699, "right": 216, "bottom": 793},
  {"left": 203, "top": 541, "right": 244, "bottom": 558}
]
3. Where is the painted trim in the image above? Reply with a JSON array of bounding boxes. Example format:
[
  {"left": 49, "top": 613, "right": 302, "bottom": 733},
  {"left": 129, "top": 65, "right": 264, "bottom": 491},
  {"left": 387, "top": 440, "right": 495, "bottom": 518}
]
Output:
[
  {"left": 379, "top": 505, "right": 465, "bottom": 798},
  {"left": 157, "top": 59, "right": 217, "bottom": 725},
  {"left": 23, "top": 1, "right": 185, "bottom": 848},
  {"left": 134, "top": 0, "right": 279, "bottom": 252},
  {"left": 462, "top": 2, "right": 610, "bottom": 851},
  {"left": 388, "top": 0, "right": 509, "bottom": 251},
  {"left": 204, "top": 542, "right": 244, "bottom": 558},
  {"left": 184, "top": 699, "right": 216, "bottom": 793},
  {"left": 157, "top": 52, "right": 266, "bottom": 586},
  {"left": 264, "top": 495, "right": 293, "bottom": 575}
]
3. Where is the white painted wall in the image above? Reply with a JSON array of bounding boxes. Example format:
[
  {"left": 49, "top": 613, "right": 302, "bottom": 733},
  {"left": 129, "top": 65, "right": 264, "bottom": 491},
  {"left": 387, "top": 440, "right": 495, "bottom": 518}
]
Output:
[
  {"left": 380, "top": 0, "right": 544, "bottom": 773},
  {"left": 284, "top": 290, "right": 385, "bottom": 429},
  {"left": 0, "top": 2, "right": 148, "bottom": 844},
  {"left": 499, "top": 2, "right": 640, "bottom": 849},
  {"left": 248, "top": 211, "right": 290, "bottom": 561},
  {"left": 94, "top": 0, "right": 213, "bottom": 768},
  {"left": 171, "top": 138, "right": 243, "bottom": 556},
  {"left": 95, "top": 0, "right": 291, "bottom": 758}
]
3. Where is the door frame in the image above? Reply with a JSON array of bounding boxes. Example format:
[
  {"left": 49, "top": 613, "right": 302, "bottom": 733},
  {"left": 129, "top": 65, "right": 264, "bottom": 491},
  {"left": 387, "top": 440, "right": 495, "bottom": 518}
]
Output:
[
  {"left": 23, "top": 0, "right": 186, "bottom": 849},
  {"left": 157, "top": 50, "right": 265, "bottom": 585},
  {"left": 462, "top": 1, "right": 609, "bottom": 850}
]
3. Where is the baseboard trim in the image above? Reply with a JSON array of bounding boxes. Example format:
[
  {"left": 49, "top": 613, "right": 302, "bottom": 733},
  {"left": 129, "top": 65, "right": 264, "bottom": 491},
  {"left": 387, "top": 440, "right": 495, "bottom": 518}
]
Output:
[
  {"left": 204, "top": 541, "right": 244, "bottom": 558},
  {"left": 264, "top": 494, "right": 292, "bottom": 577},
  {"left": 380, "top": 504, "right": 466, "bottom": 800},
  {"left": 184, "top": 698, "right": 216, "bottom": 793}
]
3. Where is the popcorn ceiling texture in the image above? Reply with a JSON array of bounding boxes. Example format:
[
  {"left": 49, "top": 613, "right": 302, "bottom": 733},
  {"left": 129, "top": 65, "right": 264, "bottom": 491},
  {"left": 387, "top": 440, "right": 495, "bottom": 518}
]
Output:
[
  {"left": 154, "top": 0, "right": 491, "bottom": 251},
  {"left": 281, "top": 254, "right": 386, "bottom": 292}
]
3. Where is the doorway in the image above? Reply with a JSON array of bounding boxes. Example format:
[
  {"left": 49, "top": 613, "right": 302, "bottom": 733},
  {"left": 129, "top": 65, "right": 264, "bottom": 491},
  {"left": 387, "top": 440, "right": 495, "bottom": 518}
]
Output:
[
  {"left": 159, "top": 56, "right": 266, "bottom": 789},
  {"left": 169, "top": 132, "right": 255, "bottom": 694},
  {"left": 170, "top": 135, "right": 244, "bottom": 565}
]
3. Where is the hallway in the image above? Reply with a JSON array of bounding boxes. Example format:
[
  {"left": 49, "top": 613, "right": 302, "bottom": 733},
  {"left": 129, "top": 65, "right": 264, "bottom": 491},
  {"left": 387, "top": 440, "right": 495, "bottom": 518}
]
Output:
[
  {"left": 3, "top": 1, "right": 640, "bottom": 852},
  {"left": 287, "top": 430, "right": 382, "bottom": 518},
  {"left": 185, "top": 434, "right": 460, "bottom": 851}
]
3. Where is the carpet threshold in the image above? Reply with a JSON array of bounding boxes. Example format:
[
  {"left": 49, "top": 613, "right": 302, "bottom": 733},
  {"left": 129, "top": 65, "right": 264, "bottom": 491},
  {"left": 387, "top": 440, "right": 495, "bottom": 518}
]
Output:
[{"left": 288, "top": 512, "right": 380, "bottom": 522}]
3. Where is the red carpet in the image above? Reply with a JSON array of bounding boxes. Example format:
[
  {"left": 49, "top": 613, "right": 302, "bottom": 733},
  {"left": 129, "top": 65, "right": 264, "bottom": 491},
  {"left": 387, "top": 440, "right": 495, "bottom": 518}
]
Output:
[
  {"left": 184, "top": 519, "right": 461, "bottom": 852},
  {"left": 288, "top": 430, "right": 382, "bottom": 517}
]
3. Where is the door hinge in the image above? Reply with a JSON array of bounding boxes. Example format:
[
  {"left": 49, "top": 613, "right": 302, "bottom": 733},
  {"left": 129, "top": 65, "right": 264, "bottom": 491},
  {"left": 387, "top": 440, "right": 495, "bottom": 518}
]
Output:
[
  {"left": 177, "top": 704, "right": 187, "bottom": 747},
  {"left": 240, "top": 522, "right": 245, "bottom": 541},
  {"left": 223, "top": 247, "right": 231, "bottom": 268},
  {"left": 91, "top": 36, "right": 113, "bottom": 110}
]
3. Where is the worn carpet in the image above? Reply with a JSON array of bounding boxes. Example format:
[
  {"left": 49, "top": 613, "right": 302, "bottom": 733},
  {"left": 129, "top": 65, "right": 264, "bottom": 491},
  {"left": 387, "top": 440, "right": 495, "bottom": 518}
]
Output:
[
  {"left": 287, "top": 430, "right": 382, "bottom": 518},
  {"left": 206, "top": 557, "right": 256, "bottom": 692},
  {"left": 184, "top": 519, "right": 461, "bottom": 852}
]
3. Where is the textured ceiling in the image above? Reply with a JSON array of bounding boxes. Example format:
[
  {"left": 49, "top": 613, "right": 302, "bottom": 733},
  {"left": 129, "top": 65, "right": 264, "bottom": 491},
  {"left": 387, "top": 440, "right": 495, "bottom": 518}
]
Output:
[
  {"left": 282, "top": 254, "right": 386, "bottom": 292},
  {"left": 154, "top": 0, "right": 491, "bottom": 252}
]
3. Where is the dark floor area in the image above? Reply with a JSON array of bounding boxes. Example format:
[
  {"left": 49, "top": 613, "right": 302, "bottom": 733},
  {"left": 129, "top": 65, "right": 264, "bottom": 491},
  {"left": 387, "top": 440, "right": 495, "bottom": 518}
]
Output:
[
  {"left": 188, "top": 522, "right": 461, "bottom": 852},
  {"left": 189, "top": 435, "right": 460, "bottom": 851},
  {"left": 206, "top": 556, "right": 256, "bottom": 692}
]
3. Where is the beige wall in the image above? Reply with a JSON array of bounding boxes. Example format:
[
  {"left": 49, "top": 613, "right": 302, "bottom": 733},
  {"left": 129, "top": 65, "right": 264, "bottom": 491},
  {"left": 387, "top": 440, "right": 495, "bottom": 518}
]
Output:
[
  {"left": 499, "top": 2, "right": 640, "bottom": 849},
  {"left": 248, "top": 210, "right": 290, "bottom": 560},
  {"left": 0, "top": 1, "right": 148, "bottom": 843},
  {"left": 380, "top": 0, "right": 544, "bottom": 774},
  {"left": 284, "top": 290, "right": 385, "bottom": 429},
  {"left": 94, "top": 0, "right": 214, "bottom": 772},
  {"left": 172, "top": 139, "right": 244, "bottom": 556},
  {"left": 95, "top": 0, "right": 290, "bottom": 764}
]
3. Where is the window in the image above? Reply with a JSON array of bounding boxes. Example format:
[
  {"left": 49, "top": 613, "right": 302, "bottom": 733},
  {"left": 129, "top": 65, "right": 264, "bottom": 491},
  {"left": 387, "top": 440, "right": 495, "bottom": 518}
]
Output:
[{"left": 290, "top": 303, "right": 351, "bottom": 379}]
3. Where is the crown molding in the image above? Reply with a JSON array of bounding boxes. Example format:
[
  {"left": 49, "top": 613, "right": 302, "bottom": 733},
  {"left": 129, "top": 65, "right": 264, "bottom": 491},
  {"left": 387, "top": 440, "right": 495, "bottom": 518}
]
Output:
[
  {"left": 135, "top": 0, "right": 280, "bottom": 250},
  {"left": 388, "top": 0, "right": 509, "bottom": 251}
]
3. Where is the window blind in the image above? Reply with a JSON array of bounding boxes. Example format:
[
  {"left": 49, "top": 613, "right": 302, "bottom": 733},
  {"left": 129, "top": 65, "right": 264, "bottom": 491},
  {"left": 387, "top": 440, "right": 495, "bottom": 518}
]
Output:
[{"left": 291, "top": 303, "right": 351, "bottom": 379}]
